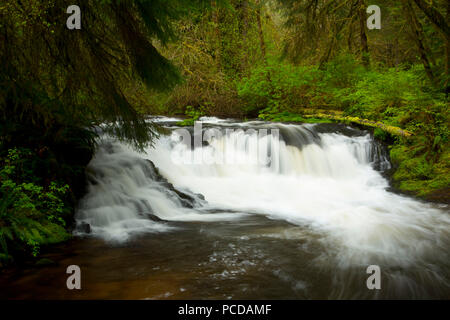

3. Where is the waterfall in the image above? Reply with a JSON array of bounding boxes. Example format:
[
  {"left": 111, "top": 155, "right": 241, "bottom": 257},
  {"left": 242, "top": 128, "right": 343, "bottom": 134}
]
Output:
[{"left": 75, "top": 119, "right": 449, "bottom": 270}]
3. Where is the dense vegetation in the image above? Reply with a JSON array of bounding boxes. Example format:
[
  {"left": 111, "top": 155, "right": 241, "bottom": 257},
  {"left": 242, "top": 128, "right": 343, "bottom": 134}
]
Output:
[
  {"left": 0, "top": 0, "right": 448, "bottom": 265},
  {"left": 149, "top": 0, "right": 449, "bottom": 201}
]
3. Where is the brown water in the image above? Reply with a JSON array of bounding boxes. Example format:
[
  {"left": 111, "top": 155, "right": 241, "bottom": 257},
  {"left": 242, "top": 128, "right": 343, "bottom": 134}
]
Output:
[
  {"left": 1, "top": 213, "right": 449, "bottom": 299},
  {"left": 1, "top": 120, "right": 449, "bottom": 299}
]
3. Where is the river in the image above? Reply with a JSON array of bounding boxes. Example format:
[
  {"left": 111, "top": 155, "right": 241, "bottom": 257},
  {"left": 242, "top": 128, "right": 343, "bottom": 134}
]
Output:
[{"left": 1, "top": 117, "right": 449, "bottom": 299}]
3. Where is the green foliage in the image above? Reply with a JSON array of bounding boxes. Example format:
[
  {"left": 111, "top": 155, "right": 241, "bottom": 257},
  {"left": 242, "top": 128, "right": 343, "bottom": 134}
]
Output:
[
  {"left": 0, "top": 148, "right": 72, "bottom": 264},
  {"left": 341, "top": 66, "right": 438, "bottom": 119},
  {"left": 236, "top": 54, "right": 366, "bottom": 118},
  {"left": 236, "top": 59, "right": 319, "bottom": 116},
  {"left": 150, "top": 2, "right": 249, "bottom": 118},
  {"left": 177, "top": 105, "right": 206, "bottom": 126},
  {"left": 390, "top": 144, "right": 450, "bottom": 198},
  {"left": 258, "top": 111, "right": 332, "bottom": 124},
  {"left": 0, "top": 0, "right": 218, "bottom": 152},
  {"left": 373, "top": 128, "right": 389, "bottom": 142}
]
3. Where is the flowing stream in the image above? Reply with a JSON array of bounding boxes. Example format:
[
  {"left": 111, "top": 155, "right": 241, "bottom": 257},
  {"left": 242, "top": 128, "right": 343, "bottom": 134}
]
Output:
[{"left": 1, "top": 117, "right": 449, "bottom": 299}]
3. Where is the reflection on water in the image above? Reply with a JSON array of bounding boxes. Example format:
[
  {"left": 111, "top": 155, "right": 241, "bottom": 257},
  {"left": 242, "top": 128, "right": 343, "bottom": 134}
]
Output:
[{"left": 1, "top": 213, "right": 449, "bottom": 299}]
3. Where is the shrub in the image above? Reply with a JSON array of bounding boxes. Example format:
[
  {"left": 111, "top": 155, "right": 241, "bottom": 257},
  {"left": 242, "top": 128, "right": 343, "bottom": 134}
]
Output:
[
  {"left": 0, "top": 148, "right": 71, "bottom": 264},
  {"left": 177, "top": 105, "right": 206, "bottom": 126},
  {"left": 236, "top": 59, "right": 319, "bottom": 116}
]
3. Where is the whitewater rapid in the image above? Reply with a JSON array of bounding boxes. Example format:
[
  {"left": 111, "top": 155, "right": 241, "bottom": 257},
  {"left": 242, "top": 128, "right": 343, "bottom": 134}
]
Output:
[{"left": 75, "top": 118, "right": 450, "bottom": 271}]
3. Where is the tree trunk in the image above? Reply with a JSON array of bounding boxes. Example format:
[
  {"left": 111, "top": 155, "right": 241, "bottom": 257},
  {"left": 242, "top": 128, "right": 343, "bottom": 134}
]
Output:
[
  {"left": 358, "top": 0, "right": 370, "bottom": 68},
  {"left": 256, "top": 0, "right": 267, "bottom": 63},
  {"left": 401, "top": 0, "right": 435, "bottom": 83},
  {"left": 255, "top": 0, "right": 274, "bottom": 111},
  {"left": 240, "top": 0, "right": 249, "bottom": 72},
  {"left": 212, "top": 1, "right": 221, "bottom": 67},
  {"left": 445, "top": 1, "right": 449, "bottom": 96},
  {"left": 321, "top": 1, "right": 358, "bottom": 69},
  {"left": 319, "top": 35, "right": 336, "bottom": 69},
  {"left": 242, "top": 0, "right": 249, "bottom": 39},
  {"left": 412, "top": 0, "right": 450, "bottom": 38},
  {"left": 347, "top": 15, "right": 355, "bottom": 53}
]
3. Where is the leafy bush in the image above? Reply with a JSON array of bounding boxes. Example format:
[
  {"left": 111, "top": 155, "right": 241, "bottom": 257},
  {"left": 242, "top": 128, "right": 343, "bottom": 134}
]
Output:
[
  {"left": 236, "top": 59, "right": 319, "bottom": 116},
  {"left": 237, "top": 54, "right": 365, "bottom": 118},
  {"left": 177, "top": 105, "right": 206, "bottom": 126},
  {"left": 0, "top": 148, "right": 71, "bottom": 265},
  {"left": 373, "top": 128, "right": 389, "bottom": 141},
  {"left": 342, "top": 65, "right": 443, "bottom": 120}
]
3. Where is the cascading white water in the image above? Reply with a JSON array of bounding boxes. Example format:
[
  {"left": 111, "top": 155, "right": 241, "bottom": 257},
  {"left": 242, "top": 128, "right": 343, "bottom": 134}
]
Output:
[{"left": 75, "top": 119, "right": 450, "bottom": 271}]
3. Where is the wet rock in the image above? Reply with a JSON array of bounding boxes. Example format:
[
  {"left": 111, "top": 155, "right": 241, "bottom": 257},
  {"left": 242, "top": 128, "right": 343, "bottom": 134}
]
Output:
[
  {"left": 78, "top": 222, "right": 91, "bottom": 234},
  {"left": 144, "top": 213, "right": 166, "bottom": 222},
  {"left": 144, "top": 159, "right": 205, "bottom": 208}
]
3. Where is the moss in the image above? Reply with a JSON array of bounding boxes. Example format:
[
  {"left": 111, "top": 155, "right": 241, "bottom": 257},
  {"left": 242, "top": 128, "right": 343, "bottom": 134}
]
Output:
[
  {"left": 0, "top": 148, "right": 75, "bottom": 266},
  {"left": 260, "top": 111, "right": 412, "bottom": 137},
  {"left": 259, "top": 112, "right": 333, "bottom": 124},
  {"left": 312, "top": 114, "right": 413, "bottom": 137},
  {"left": 373, "top": 128, "right": 389, "bottom": 141},
  {"left": 390, "top": 144, "right": 450, "bottom": 201},
  {"left": 302, "top": 117, "right": 334, "bottom": 124}
]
